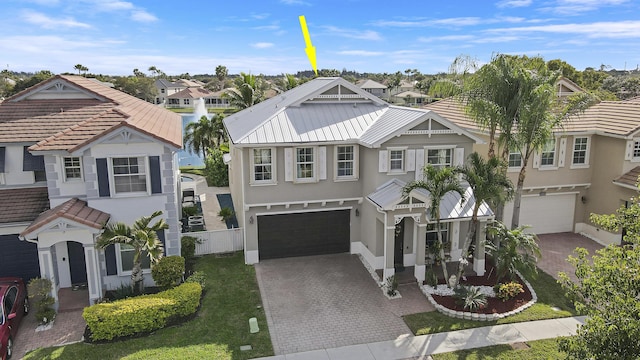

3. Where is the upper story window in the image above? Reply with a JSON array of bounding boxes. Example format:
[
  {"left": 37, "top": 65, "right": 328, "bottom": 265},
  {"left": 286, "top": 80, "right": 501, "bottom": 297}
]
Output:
[
  {"left": 633, "top": 140, "right": 640, "bottom": 159},
  {"left": 336, "top": 145, "right": 357, "bottom": 180},
  {"left": 251, "top": 148, "right": 275, "bottom": 184},
  {"left": 508, "top": 149, "right": 522, "bottom": 168},
  {"left": 296, "top": 147, "right": 315, "bottom": 181},
  {"left": 112, "top": 157, "right": 147, "bottom": 194},
  {"left": 540, "top": 139, "right": 556, "bottom": 167},
  {"left": 426, "top": 148, "right": 452, "bottom": 168},
  {"left": 572, "top": 137, "right": 589, "bottom": 166},
  {"left": 63, "top": 157, "right": 82, "bottom": 181},
  {"left": 389, "top": 149, "right": 405, "bottom": 172},
  {"left": 161, "top": 88, "right": 165, "bottom": 93},
  {"left": 183, "top": 99, "right": 190, "bottom": 105}
]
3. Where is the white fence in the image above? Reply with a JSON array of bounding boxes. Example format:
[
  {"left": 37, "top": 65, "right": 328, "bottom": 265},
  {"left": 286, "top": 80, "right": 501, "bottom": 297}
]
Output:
[{"left": 182, "top": 228, "right": 244, "bottom": 255}]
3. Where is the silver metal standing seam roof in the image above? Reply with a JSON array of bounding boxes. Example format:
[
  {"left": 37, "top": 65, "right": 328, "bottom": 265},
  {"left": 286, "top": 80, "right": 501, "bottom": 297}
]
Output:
[
  {"left": 367, "top": 179, "right": 493, "bottom": 220},
  {"left": 359, "top": 106, "right": 431, "bottom": 147}
]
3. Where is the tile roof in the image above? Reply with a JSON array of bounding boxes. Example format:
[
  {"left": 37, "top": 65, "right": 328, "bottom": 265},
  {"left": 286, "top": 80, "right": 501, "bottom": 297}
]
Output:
[
  {"left": 21, "top": 197, "right": 110, "bottom": 237},
  {"left": 1, "top": 75, "right": 182, "bottom": 151},
  {"left": 0, "top": 187, "right": 49, "bottom": 224},
  {"left": 357, "top": 79, "right": 386, "bottom": 89},
  {"left": 167, "top": 87, "right": 218, "bottom": 99},
  {"left": 613, "top": 166, "right": 640, "bottom": 188}
]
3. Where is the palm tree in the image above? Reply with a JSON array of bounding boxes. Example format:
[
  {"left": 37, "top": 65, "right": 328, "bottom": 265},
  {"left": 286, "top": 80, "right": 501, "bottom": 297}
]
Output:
[
  {"left": 404, "top": 164, "right": 465, "bottom": 284},
  {"left": 223, "top": 72, "right": 264, "bottom": 109},
  {"left": 453, "top": 152, "right": 513, "bottom": 286},
  {"left": 183, "top": 114, "right": 226, "bottom": 159},
  {"left": 97, "top": 211, "right": 168, "bottom": 293},
  {"left": 486, "top": 221, "right": 541, "bottom": 282},
  {"left": 74, "top": 64, "right": 88, "bottom": 76}
]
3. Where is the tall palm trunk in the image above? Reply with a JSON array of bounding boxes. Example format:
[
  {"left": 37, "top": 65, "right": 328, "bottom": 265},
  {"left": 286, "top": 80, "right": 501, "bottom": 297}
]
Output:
[
  {"left": 131, "top": 261, "right": 144, "bottom": 294},
  {"left": 435, "top": 218, "right": 449, "bottom": 282}
]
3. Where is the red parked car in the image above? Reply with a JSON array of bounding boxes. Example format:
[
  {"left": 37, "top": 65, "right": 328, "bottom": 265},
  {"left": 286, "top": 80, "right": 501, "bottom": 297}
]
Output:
[{"left": 0, "top": 278, "right": 28, "bottom": 360}]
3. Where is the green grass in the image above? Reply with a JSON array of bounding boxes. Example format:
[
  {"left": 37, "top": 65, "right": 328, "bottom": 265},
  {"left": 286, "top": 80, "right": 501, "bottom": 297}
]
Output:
[
  {"left": 404, "top": 268, "right": 576, "bottom": 336},
  {"left": 24, "top": 252, "right": 273, "bottom": 360},
  {"left": 180, "top": 166, "right": 206, "bottom": 177},
  {"left": 431, "top": 338, "right": 567, "bottom": 359}
]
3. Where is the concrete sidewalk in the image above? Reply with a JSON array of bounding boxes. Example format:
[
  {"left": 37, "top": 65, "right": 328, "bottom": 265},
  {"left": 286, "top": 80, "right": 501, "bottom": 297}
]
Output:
[{"left": 253, "top": 316, "right": 586, "bottom": 360}]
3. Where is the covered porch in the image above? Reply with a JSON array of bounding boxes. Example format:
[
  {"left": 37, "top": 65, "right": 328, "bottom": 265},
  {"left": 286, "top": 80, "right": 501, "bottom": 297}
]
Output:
[
  {"left": 367, "top": 179, "right": 494, "bottom": 284},
  {"left": 20, "top": 198, "right": 110, "bottom": 307}
]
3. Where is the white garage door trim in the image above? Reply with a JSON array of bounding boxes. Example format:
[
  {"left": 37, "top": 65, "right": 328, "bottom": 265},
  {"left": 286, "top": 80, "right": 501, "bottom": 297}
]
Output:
[{"left": 503, "top": 193, "right": 577, "bottom": 234}]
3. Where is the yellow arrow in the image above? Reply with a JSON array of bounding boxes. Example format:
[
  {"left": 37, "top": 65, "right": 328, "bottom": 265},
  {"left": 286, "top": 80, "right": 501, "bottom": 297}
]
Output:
[{"left": 299, "top": 15, "right": 317, "bottom": 76}]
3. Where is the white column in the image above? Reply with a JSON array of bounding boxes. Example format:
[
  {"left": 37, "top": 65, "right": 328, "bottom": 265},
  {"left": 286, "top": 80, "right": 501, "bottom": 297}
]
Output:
[
  {"left": 38, "top": 247, "right": 59, "bottom": 307},
  {"left": 473, "top": 220, "right": 487, "bottom": 276},
  {"left": 414, "top": 223, "right": 427, "bottom": 283},
  {"left": 383, "top": 225, "right": 396, "bottom": 281},
  {"left": 84, "top": 243, "right": 102, "bottom": 304},
  {"left": 450, "top": 221, "right": 462, "bottom": 261}
]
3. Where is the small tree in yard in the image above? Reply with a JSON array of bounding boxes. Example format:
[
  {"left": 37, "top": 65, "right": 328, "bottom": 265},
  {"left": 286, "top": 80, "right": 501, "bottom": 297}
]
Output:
[
  {"left": 487, "top": 221, "right": 541, "bottom": 283},
  {"left": 97, "top": 211, "right": 168, "bottom": 294},
  {"left": 558, "top": 183, "right": 640, "bottom": 359}
]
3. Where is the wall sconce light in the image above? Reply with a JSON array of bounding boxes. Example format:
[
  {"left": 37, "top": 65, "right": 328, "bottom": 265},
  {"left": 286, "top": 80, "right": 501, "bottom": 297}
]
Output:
[
  {"left": 249, "top": 216, "right": 254, "bottom": 224},
  {"left": 581, "top": 196, "right": 587, "bottom": 204},
  {"left": 355, "top": 208, "right": 360, "bottom": 217}
]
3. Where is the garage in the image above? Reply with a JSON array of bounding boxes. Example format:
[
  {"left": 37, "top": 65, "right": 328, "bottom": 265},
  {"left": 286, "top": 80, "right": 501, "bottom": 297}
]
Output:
[
  {"left": 258, "top": 209, "right": 350, "bottom": 260},
  {"left": 0, "top": 234, "right": 40, "bottom": 281},
  {"left": 503, "top": 193, "right": 576, "bottom": 234}
]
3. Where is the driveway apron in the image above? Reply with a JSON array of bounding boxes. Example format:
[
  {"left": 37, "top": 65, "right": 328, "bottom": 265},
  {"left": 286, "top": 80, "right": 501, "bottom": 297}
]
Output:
[
  {"left": 254, "top": 253, "right": 433, "bottom": 355},
  {"left": 536, "top": 232, "right": 604, "bottom": 282}
]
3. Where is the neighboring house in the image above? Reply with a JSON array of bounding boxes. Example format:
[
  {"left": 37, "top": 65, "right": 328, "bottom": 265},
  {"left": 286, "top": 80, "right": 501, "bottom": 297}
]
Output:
[
  {"left": 0, "top": 75, "right": 182, "bottom": 306},
  {"left": 425, "top": 87, "right": 640, "bottom": 246},
  {"left": 166, "top": 87, "right": 230, "bottom": 109},
  {"left": 224, "top": 77, "right": 491, "bottom": 282},
  {"left": 392, "top": 90, "right": 431, "bottom": 107},
  {"left": 357, "top": 79, "right": 389, "bottom": 100},
  {"left": 154, "top": 79, "right": 186, "bottom": 105}
]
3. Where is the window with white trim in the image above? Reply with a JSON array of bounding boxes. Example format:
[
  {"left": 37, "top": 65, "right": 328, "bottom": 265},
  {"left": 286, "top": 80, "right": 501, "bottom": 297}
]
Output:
[
  {"left": 426, "top": 148, "right": 452, "bottom": 168},
  {"left": 508, "top": 149, "right": 522, "bottom": 168},
  {"left": 296, "top": 147, "right": 315, "bottom": 180},
  {"left": 572, "top": 137, "right": 589, "bottom": 165},
  {"left": 251, "top": 148, "right": 274, "bottom": 183},
  {"left": 389, "top": 149, "right": 405, "bottom": 172},
  {"left": 540, "top": 139, "right": 556, "bottom": 166},
  {"left": 63, "top": 157, "right": 82, "bottom": 181},
  {"left": 633, "top": 140, "right": 640, "bottom": 159},
  {"left": 112, "top": 157, "right": 147, "bottom": 194},
  {"left": 426, "top": 223, "right": 450, "bottom": 252},
  {"left": 119, "top": 244, "right": 150, "bottom": 273},
  {"left": 336, "top": 145, "right": 356, "bottom": 179}
]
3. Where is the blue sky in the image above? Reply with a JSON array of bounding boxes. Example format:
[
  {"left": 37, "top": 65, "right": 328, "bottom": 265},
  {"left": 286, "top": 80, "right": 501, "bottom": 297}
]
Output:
[{"left": 1, "top": 0, "right": 640, "bottom": 76}]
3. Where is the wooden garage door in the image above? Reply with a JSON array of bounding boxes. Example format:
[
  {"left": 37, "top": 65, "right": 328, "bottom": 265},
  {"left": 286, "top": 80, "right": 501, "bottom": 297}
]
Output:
[
  {"left": 0, "top": 234, "right": 40, "bottom": 281},
  {"left": 503, "top": 194, "right": 576, "bottom": 234},
  {"left": 258, "top": 210, "right": 350, "bottom": 260}
]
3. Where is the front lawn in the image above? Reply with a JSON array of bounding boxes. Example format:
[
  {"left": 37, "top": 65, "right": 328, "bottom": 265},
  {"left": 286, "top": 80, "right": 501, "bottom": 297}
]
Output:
[
  {"left": 25, "top": 252, "right": 273, "bottom": 360},
  {"left": 404, "top": 268, "right": 576, "bottom": 335},
  {"left": 431, "top": 338, "right": 567, "bottom": 359}
]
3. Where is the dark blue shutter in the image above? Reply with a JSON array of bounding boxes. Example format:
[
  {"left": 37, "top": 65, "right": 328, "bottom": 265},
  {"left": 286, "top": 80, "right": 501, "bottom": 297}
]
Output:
[
  {"left": 0, "top": 147, "right": 5, "bottom": 173},
  {"left": 156, "top": 229, "right": 166, "bottom": 255},
  {"left": 149, "top": 156, "right": 162, "bottom": 194},
  {"left": 23, "top": 146, "right": 45, "bottom": 171},
  {"left": 96, "top": 158, "right": 110, "bottom": 197},
  {"left": 105, "top": 245, "right": 117, "bottom": 275}
]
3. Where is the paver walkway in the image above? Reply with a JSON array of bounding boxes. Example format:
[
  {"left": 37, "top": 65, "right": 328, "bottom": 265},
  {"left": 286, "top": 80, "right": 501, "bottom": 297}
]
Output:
[
  {"left": 187, "top": 173, "right": 230, "bottom": 231},
  {"left": 255, "top": 254, "right": 434, "bottom": 355},
  {"left": 536, "top": 232, "right": 604, "bottom": 282}
]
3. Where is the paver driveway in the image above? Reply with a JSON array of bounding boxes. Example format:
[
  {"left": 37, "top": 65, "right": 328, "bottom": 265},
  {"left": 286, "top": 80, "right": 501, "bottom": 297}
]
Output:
[
  {"left": 254, "top": 254, "right": 434, "bottom": 355},
  {"left": 536, "top": 232, "right": 604, "bottom": 282}
]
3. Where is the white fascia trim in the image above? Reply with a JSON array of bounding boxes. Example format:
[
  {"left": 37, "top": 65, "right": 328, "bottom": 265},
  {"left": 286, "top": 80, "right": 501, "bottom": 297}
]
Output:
[
  {"left": 612, "top": 181, "right": 639, "bottom": 191},
  {"left": 521, "top": 191, "right": 580, "bottom": 198},
  {"left": 255, "top": 206, "right": 353, "bottom": 217},
  {"left": 523, "top": 183, "right": 591, "bottom": 192},
  {"left": 244, "top": 197, "right": 363, "bottom": 211}
]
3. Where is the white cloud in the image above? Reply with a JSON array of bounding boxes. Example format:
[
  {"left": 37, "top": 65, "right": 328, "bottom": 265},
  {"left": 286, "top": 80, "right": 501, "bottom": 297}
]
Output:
[
  {"left": 251, "top": 13, "right": 270, "bottom": 20},
  {"left": 22, "top": 10, "right": 91, "bottom": 29},
  {"left": 131, "top": 10, "right": 158, "bottom": 23},
  {"left": 418, "top": 35, "right": 475, "bottom": 42},
  {"left": 544, "top": 0, "right": 630, "bottom": 14},
  {"left": 496, "top": 0, "right": 532, "bottom": 8},
  {"left": 24, "top": 0, "right": 60, "bottom": 5},
  {"left": 336, "top": 50, "right": 383, "bottom": 56},
  {"left": 279, "top": 0, "right": 311, "bottom": 5},
  {"left": 251, "top": 42, "right": 274, "bottom": 49},
  {"left": 487, "top": 20, "right": 640, "bottom": 38},
  {"left": 322, "top": 26, "right": 382, "bottom": 41},
  {"left": 95, "top": 1, "right": 135, "bottom": 11}
]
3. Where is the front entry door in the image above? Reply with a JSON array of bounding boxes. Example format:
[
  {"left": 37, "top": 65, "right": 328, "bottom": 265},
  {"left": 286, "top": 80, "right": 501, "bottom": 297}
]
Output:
[
  {"left": 67, "top": 241, "right": 87, "bottom": 285},
  {"left": 394, "top": 219, "right": 405, "bottom": 272}
]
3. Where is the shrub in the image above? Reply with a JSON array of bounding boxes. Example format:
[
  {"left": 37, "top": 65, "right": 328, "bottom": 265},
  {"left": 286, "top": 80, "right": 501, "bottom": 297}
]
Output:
[
  {"left": 425, "top": 267, "right": 438, "bottom": 288},
  {"left": 453, "top": 286, "right": 488, "bottom": 311},
  {"left": 83, "top": 282, "right": 202, "bottom": 341},
  {"left": 182, "top": 205, "right": 199, "bottom": 218},
  {"left": 181, "top": 236, "right": 201, "bottom": 261},
  {"left": 27, "top": 278, "right": 56, "bottom": 324},
  {"left": 385, "top": 275, "right": 399, "bottom": 296},
  {"left": 496, "top": 281, "right": 524, "bottom": 302},
  {"left": 185, "top": 271, "right": 206, "bottom": 291},
  {"left": 218, "top": 207, "right": 235, "bottom": 222},
  {"left": 106, "top": 282, "right": 136, "bottom": 301},
  {"left": 204, "top": 148, "right": 228, "bottom": 187},
  {"left": 151, "top": 256, "right": 185, "bottom": 290}
]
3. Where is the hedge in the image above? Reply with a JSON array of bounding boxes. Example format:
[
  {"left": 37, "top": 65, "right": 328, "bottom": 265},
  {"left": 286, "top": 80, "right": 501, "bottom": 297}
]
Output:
[
  {"left": 83, "top": 282, "right": 202, "bottom": 341},
  {"left": 151, "top": 256, "right": 185, "bottom": 290}
]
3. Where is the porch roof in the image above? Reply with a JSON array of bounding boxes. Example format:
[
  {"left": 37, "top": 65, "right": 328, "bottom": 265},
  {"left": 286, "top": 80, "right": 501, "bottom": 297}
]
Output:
[
  {"left": 20, "top": 198, "right": 110, "bottom": 238},
  {"left": 613, "top": 166, "right": 640, "bottom": 189},
  {"left": 0, "top": 187, "right": 50, "bottom": 224},
  {"left": 367, "top": 179, "right": 494, "bottom": 220}
]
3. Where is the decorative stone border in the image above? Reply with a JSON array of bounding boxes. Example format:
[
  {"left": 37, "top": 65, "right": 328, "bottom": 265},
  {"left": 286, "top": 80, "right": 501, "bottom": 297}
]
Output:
[
  {"left": 419, "top": 270, "right": 537, "bottom": 321},
  {"left": 357, "top": 254, "right": 402, "bottom": 299}
]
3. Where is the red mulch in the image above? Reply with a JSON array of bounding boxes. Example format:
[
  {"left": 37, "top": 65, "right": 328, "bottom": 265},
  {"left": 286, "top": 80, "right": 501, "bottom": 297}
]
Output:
[{"left": 427, "top": 265, "right": 533, "bottom": 314}]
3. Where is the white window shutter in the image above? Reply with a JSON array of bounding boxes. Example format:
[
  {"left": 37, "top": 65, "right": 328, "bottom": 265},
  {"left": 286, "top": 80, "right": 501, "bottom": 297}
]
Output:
[
  {"left": 415, "top": 149, "right": 425, "bottom": 180},
  {"left": 318, "top": 146, "right": 327, "bottom": 180},
  {"left": 533, "top": 151, "right": 541, "bottom": 169},
  {"left": 284, "top": 148, "right": 293, "bottom": 181},
  {"left": 353, "top": 146, "right": 360, "bottom": 179},
  {"left": 378, "top": 150, "right": 388, "bottom": 173},
  {"left": 406, "top": 149, "right": 416, "bottom": 171},
  {"left": 454, "top": 147, "right": 465, "bottom": 166},
  {"left": 558, "top": 138, "right": 567, "bottom": 167},
  {"left": 625, "top": 140, "right": 634, "bottom": 160}
]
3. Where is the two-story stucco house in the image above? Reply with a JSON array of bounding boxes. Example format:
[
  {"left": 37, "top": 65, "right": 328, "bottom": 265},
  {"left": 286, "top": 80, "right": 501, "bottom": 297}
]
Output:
[
  {"left": 426, "top": 83, "right": 640, "bottom": 246},
  {"left": 224, "top": 77, "right": 494, "bottom": 282},
  {"left": 0, "top": 75, "right": 182, "bottom": 306}
]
